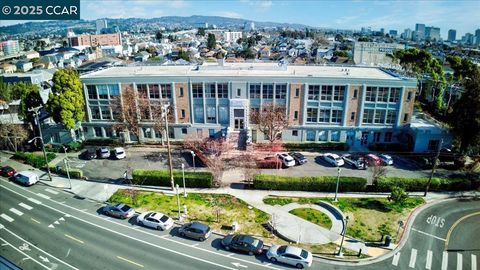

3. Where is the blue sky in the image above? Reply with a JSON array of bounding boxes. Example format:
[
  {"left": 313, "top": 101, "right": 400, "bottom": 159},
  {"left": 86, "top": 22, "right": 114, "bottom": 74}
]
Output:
[{"left": 4, "top": 0, "right": 480, "bottom": 38}]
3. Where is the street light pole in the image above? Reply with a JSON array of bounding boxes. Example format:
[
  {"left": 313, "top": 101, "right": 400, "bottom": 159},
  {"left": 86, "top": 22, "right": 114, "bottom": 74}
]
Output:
[
  {"left": 175, "top": 184, "right": 182, "bottom": 221},
  {"left": 181, "top": 163, "right": 186, "bottom": 197},
  {"left": 163, "top": 103, "right": 175, "bottom": 191},
  {"left": 334, "top": 167, "right": 341, "bottom": 202},
  {"left": 29, "top": 107, "right": 52, "bottom": 182},
  {"left": 338, "top": 215, "right": 349, "bottom": 256},
  {"left": 62, "top": 146, "right": 72, "bottom": 189},
  {"left": 425, "top": 139, "right": 443, "bottom": 197}
]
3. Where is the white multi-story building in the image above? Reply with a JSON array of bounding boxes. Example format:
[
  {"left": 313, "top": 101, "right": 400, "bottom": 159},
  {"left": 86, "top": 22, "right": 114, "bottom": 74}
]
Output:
[
  {"left": 353, "top": 42, "right": 405, "bottom": 66},
  {"left": 224, "top": 32, "right": 243, "bottom": 43}
]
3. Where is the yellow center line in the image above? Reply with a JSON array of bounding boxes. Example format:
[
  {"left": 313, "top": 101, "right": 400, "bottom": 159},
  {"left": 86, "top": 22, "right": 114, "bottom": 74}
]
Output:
[
  {"left": 445, "top": 211, "right": 480, "bottom": 250},
  {"left": 30, "top": 218, "right": 41, "bottom": 224},
  {"left": 116, "top": 256, "right": 144, "bottom": 268},
  {"left": 64, "top": 234, "right": 84, "bottom": 244}
]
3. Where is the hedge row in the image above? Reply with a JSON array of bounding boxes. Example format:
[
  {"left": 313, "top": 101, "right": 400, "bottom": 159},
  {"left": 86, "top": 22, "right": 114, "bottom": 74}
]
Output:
[
  {"left": 50, "top": 166, "right": 83, "bottom": 179},
  {"left": 284, "top": 142, "right": 349, "bottom": 152},
  {"left": 376, "top": 176, "right": 473, "bottom": 192},
  {"left": 132, "top": 169, "right": 213, "bottom": 188},
  {"left": 253, "top": 174, "right": 367, "bottom": 192},
  {"left": 13, "top": 151, "right": 56, "bottom": 168}
]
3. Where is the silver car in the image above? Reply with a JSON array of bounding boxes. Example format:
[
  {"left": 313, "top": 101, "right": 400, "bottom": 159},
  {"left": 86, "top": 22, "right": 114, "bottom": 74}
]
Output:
[
  {"left": 103, "top": 203, "right": 135, "bottom": 219},
  {"left": 97, "top": 147, "right": 110, "bottom": 159},
  {"left": 266, "top": 245, "right": 313, "bottom": 269}
]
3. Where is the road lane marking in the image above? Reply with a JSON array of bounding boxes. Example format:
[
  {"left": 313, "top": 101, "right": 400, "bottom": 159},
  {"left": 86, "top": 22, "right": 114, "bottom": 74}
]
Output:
[
  {"left": 36, "top": 193, "right": 50, "bottom": 199},
  {"left": 19, "top": 202, "right": 33, "bottom": 210},
  {"left": 426, "top": 250, "right": 433, "bottom": 269},
  {"left": 457, "top": 253, "right": 463, "bottom": 270},
  {"left": 0, "top": 223, "right": 4, "bottom": 229},
  {"left": 0, "top": 213, "right": 14, "bottom": 222},
  {"left": 227, "top": 253, "right": 236, "bottom": 257},
  {"left": 45, "top": 188, "right": 59, "bottom": 195},
  {"left": 409, "top": 248, "right": 417, "bottom": 268},
  {"left": 28, "top": 198, "right": 42, "bottom": 205},
  {"left": 9, "top": 208, "right": 23, "bottom": 216},
  {"left": 48, "top": 224, "right": 54, "bottom": 228},
  {"left": 117, "top": 256, "right": 144, "bottom": 268},
  {"left": 31, "top": 218, "right": 41, "bottom": 224},
  {"left": 472, "top": 254, "right": 477, "bottom": 270},
  {"left": 65, "top": 234, "right": 84, "bottom": 244},
  {"left": 445, "top": 211, "right": 480, "bottom": 250},
  {"left": 442, "top": 251, "right": 449, "bottom": 270},
  {"left": 411, "top": 228, "right": 446, "bottom": 241},
  {"left": 0, "top": 237, "right": 50, "bottom": 270}
]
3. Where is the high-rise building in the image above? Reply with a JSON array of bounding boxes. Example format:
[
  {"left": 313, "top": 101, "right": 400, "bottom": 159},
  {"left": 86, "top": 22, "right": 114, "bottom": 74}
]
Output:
[
  {"left": 475, "top": 29, "right": 480, "bottom": 45},
  {"left": 0, "top": 40, "right": 20, "bottom": 56},
  {"left": 96, "top": 19, "right": 108, "bottom": 34},
  {"left": 425, "top": 27, "right": 440, "bottom": 41},
  {"left": 389, "top": 30, "right": 398, "bottom": 37},
  {"left": 244, "top": 21, "right": 255, "bottom": 32},
  {"left": 403, "top": 28, "right": 413, "bottom": 40},
  {"left": 448, "top": 29, "right": 456, "bottom": 42},
  {"left": 415, "top": 24, "right": 425, "bottom": 39}
]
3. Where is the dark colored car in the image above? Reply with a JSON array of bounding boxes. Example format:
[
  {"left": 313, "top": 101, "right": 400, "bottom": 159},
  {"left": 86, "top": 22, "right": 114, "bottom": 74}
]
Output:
[
  {"left": 289, "top": 152, "right": 307, "bottom": 165},
  {"left": 221, "top": 234, "right": 264, "bottom": 255},
  {"left": 178, "top": 221, "right": 212, "bottom": 241},
  {"left": 0, "top": 166, "right": 16, "bottom": 177},
  {"left": 79, "top": 150, "right": 97, "bottom": 160}
]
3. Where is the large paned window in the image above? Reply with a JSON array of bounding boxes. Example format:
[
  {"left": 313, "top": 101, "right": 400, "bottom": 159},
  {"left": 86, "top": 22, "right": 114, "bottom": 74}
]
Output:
[
  {"left": 331, "top": 109, "right": 343, "bottom": 123},
  {"left": 306, "top": 130, "right": 315, "bottom": 141},
  {"left": 97, "top": 85, "right": 109, "bottom": 99},
  {"left": 331, "top": 131, "right": 340, "bottom": 141},
  {"left": 308, "top": 85, "right": 320, "bottom": 100},
  {"left": 389, "top": 88, "right": 401, "bottom": 103},
  {"left": 100, "top": 106, "right": 111, "bottom": 120},
  {"left": 194, "top": 106, "right": 204, "bottom": 123},
  {"left": 362, "top": 109, "right": 375, "bottom": 124},
  {"left": 218, "top": 106, "right": 228, "bottom": 124},
  {"left": 160, "top": 84, "right": 172, "bottom": 99},
  {"left": 377, "top": 87, "right": 389, "bottom": 102},
  {"left": 91, "top": 107, "right": 101, "bottom": 119},
  {"left": 249, "top": 83, "right": 261, "bottom": 99},
  {"left": 374, "top": 109, "right": 386, "bottom": 124},
  {"left": 217, "top": 83, "right": 228, "bottom": 98},
  {"left": 319, "top": 109, "right": 330, "bottom": 122},
  {"left": 87, "top": 85, "right": 97, "bottom": 99},
  {"left": 333, "top": 86, "right": 345, "bottom": 101},
  {"left": 149, "top": 84, "right": 160, "bottom": 99},
  {"left": 318, "top": 131, "right": 328, "bottom": 141},
  {"left": 109, "top": 85, "right": 119, "bottom": 96},
  {"left": 206, "top": 107, "right": 216, "bottom": 123},
  {"left": 192, "top": 83, "right": 203, "bottom": 98},
  {"left": 205, "top": 83, "right": 216, "bottom": 98},
  {"left": 321, "top": 85, "right": 333, "bottom": 101},
  {"left": 137, "top": 84, "right": 148, "bottom": 98},
  {"left": 306, "top": 108, "right": 318, "bottom": 122},
  {"left": 275, "top": 84, "right": 287, "bottom": 99},
  {"left": 386, "top": 110, "right": 397, "bottom": 124},
  {"left": 365, "top": 87, "right": 376, "bottom": 102},
  {"left": 262, "top": 84, "right": 274, "bottom": 99}
]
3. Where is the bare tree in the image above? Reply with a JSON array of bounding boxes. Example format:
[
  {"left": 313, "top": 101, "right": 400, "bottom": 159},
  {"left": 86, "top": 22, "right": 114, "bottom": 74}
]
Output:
[
  {"left": 150, "top": 101, "right": 174, "bottom": 146},
  {"left": 203, "top": 138, "right": 233, "bottom": 187},
  {"left": 238, "top": 154, "right": 260, "bottom": 187},
  {"left": 370, "top": 163, "right": 388, "bottom": 186},
  {"left": 0, "top": 123, "right": 28, "bottom": 152},
  {"left": 250, "top": 103, "right": 289, "bottom": 143}
]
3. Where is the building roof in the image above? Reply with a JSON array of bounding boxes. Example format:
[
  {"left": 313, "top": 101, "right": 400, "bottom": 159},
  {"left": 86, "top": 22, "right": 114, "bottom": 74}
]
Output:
[{"left": 81, "top": 62, "right": 415, "bottom": 81}]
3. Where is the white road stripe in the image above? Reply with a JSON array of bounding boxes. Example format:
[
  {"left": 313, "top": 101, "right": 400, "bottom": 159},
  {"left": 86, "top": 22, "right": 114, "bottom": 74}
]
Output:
[
  {"left": 457, "top": 253, "right": 463, "bottom": 270},
  {"left": 0, "top": 214, "right": 14, "bottom": 222},
  {"left": 411, "top": 228, "right": 446, "bottom": 241},
  {"left": 442, "top": 251, "right": 449, "bottom": 270},
  {"left": 19, "top": 202, "right": 33, "bottom": 210},
  {"left": 426, "top": 250, "right": 433, "bottom": 269},
  {"left": 472, "top": 254, "right": 477, "bottom": 270},
  {"left": 0, "top": 223, "right": 4, "bottom": 229},
  {"left": 45, "top": 188, "right": 59, "bottom": 195},
  {"left": 0, "top": 237, "right": 50, "bottom": 269},
  {"left": 409, "top": 248, "right": 417, "bottom": 268},
  {"left": 36, "top": 193, "right": 50, "bottom": 199},
  {"left": 9, "top": 208, "right": 23, "bottom": 216},
  {"left": 28, "top": 198, "right": 42, "bottom": 205},
  {"left": 392, "top": 252, "right": 401, "bottom": 266}
]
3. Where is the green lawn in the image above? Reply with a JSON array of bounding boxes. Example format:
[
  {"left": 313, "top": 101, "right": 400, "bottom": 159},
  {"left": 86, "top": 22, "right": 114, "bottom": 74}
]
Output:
[{"left": 289, "top": 208, "right": 332, "bottom": 229}]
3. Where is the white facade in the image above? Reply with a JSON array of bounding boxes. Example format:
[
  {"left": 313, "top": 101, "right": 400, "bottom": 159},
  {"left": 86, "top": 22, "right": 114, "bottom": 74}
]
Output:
[
  {"left": 353, "top": 42, "right": 405, "bottom": 66},
  {"left": 224, "top": 32, "right": 242, "bottom": 43},
  {"left": 96, "top": 19, "right": 108, "bottom": 34}
]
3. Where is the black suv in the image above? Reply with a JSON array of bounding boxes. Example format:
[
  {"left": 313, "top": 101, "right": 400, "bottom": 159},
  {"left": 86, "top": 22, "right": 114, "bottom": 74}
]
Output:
[{"left": 79, "top": 150, "right": 97, "bottom": 160}]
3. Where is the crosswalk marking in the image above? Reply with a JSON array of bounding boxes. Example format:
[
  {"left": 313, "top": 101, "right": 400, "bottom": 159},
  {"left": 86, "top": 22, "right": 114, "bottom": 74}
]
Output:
[
  {"left": 409, "top": 248, "right": 417, "bottom": 268},
  {"left": 18, "top": 203, "right": 33, "bottom": 210},
  {"left": 426, "top": 250, "right": 433, "bottom": 269},
  {"left": 457, "top": 253, "right": 463, "bottom": 270},
  {"left": 28, "top": 198, "right": 42, "bottom": 205},
  {"left": 45, "top": 188, "right": 59, "bottom": 195},
  {"left": 472, "top": 254, "right": 477, "bottom": 270},
  {"left": 0, "top": 214, "right": 14, "bottom": 222},
  {"left": 392, "top": 252, "right": 401, "bottom": 266},
  {"left": 36, "top": 193, "right": 50, "bottom": 199},
  {"left": 9, "top": 208, "right": 23, "bottom": 216},
  {"left": 442, "top": 251, "right": 449, "bottom": 270}
]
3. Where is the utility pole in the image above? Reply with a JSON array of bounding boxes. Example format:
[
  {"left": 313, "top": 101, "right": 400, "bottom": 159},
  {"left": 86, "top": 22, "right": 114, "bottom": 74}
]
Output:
[
  {"left": 29, "top": 107, "right": 52, "bottom": 181},
  {"left": 163, "top": 103, "right": 175, "bottom": 191},
  {"left": 424, "top": 139, "right": 443, "bottom": 197},
  {"left": 334, "top": 167, "right": 341, "bottom": 202},
  {"left": 62, "top": 146, "right": 72, "bottom": 189},
  {"left": 338, "top": 215, "right": 349, "bottom": 256}
]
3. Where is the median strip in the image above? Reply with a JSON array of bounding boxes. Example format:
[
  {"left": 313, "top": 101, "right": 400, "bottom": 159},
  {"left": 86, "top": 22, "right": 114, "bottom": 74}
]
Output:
[
  {"left": 64, "top": 234, "right": 84, "bottom": 244},
  {"left": 116, "top": 256, "right": 144, "bottom": 268}
]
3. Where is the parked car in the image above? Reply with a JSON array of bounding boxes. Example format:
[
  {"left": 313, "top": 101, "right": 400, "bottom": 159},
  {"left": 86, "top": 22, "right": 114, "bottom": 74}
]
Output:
[
  {"left": 323, "top": 153, "right": 344, "bottom": 167},
  {"left": 79, "top": 150, "right": 97, "bottom": 160},
  {"left": 277, "top": 153, "right": 296, "bottom": 167},
  {"left": 341, "top": 154, "right": 367, "bottom": 169},
  {"left": 137, "top": 212, "right": 173, "bottom": 231},
  {"left": 178, "top": 221, "right": 211, "bottom": 241},
  {"left": 0, "top": 166, "right": 16, "bottom": 177},
  {"left": 365, "top": 154, "right": 383, "bottom": 166},
  {"left": 221, "top": 234, "right": 264, "bottom": 255},
  {"left": 378, "top": 154, "right": 394, "bottom": 165},
  {"left": 112, "top": 147, "right": 126, "bottom": 159},
  {"left": 103, "top": 203, "right": 135, "bottom": 219},
  {"left": 289, "top": 152, "right": 307, "bottom": 165},
  {"left": 97, "top": 147, "right": 110, "bottom": 159},
  {"left": 13, "top": 171, "right": 39, "bottom": 186},
  {"left": 266, "top": 245, "right": 313, "bottom": 269}
]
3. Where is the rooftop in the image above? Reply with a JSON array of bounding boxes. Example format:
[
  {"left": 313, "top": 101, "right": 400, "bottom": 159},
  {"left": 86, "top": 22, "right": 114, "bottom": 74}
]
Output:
[{"left": 81, "top": 62, "right": 414, "bottom": 81}]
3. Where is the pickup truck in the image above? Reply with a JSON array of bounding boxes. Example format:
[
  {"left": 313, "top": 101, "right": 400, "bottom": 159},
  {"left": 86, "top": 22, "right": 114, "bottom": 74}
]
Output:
[{"left": 341, "top": 154, "right": 368, "bottom": 169}]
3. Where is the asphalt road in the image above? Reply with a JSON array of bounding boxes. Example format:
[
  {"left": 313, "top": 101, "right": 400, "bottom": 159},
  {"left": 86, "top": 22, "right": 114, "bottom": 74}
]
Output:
[{"left": 1, "top": 176, "right": 478, "bottom": 270}]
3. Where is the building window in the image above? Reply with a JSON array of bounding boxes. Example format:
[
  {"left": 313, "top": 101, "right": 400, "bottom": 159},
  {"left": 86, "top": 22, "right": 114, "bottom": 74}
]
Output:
[
  {"left": 306, "top": 108, "right": 318, "bottom": 123},
  {"left": 331, "top": 131, "right": 340, "bottom": 141},
  {"left": 308, "top": 85, "right": 320, "bottom": 100},
  {"left": 94, "top": 127, "right": 102, "bottom": 137},
  {"left": 373, "top": 132, "right": 381, "bottom": 142},
  {"left": 428, "top": 140, "right": 440, "bottom": 151},
  {"left": 205, "top": 83, "right": 216, "bottom": 98},
  {"left": 101, "top": 106, "right": 111, "bottom": 120},
  {"left": 374, "top": 109, "right": 386, "bottom": 124},
  {"left": 140, "top": 106, "right": 150, "bottom": 121},
  {"left": 181, "top": 128, "right": 187, "bottom": 134},
  {"left": 206, "top": 107, "right": 216, "bottom": 123},
  {"left": 333, "top": 86, "right": 345, "bottom": 101},
  {"left": 294, "top": 111, "right": 298, "bottom": 120},
  {"left": 217, "top": 83, "right": 228, "bottom": 98},
  {"left": 143, "top": 127, "right": 152, "bottom": 138},
  {"left": 377, "top": 87, "right": 389, "bottom": 102},
  {"left": 275, "top": 84, "right": 287, "bottom": 99},
  {"left": 218, "top": 106, "right": 228, "bottom": 124},
  {"left": 365, "top": 86, "right": 376, "bottom": 102},
  {"left": 91, "top": 107, "right": 101, "bottom": 119},
  {"left": 87, "top": 85, "right": 97, "bottom": 99},
  {"left": 181, "top": 109, "right": 186, "bottom": 118},
  {"left": 97, "top": 85, "right": 109, "bottom": 99},
  {"left": 407, "top": 91, "right": 412, "bottom": 101},
  {"left": 331, "top": 109, "right": 343, "bottom": 123},
  {"left": 353, "top": 89, "right": 358, "bottom": 99},
  {"left": 389, "top": 87, "right": 401, "bottom": 103},
  {"left": 192, "top": 83, "right": 203, "bottom": 98},
  {"left": 179, "top": 87, "right": 184, "bottom": 97},
  {"left": 194, "top": 106, "right": 204, "bottom": 123},
  {"left": 350, "top": 112, "right": 355, "bottom": 121},
  {"left": 320, "top": 85, "right": 333, "bottom": 101},
  {"left": 209, "top": 129, "right": 215, "bottom": 138},
  {"left": 105, "top": 128, "right": 113, "bottom": 138},
  {"left": 362, "top": 109, "right": 374, "bottom": 124},
  {"left": 249, "top": 84, "right": 261, "bottom": 98},
  {"left": 262, "top": 84, "right": 274, "bottom": 99},
  {"left": 295, "top": 88, "right": 300, "bottom": 97},
  {"left": 306, "top": 130, "right": 315, "bottom": 141},
  {"left": 319, "top": 109, "right": 330, "bottom": 123},
  {"left": 386, "top": 110, "right": 397, "bottom": 124},
  {"left": 137, "top": 84, "right": 148, "bottom": 98},
  {"left": 384, "top": 132, "right": 392, "bottom": 142},
  {"left": 109, "top": 84, "right": 119, "bottom": 97},
  {"left": 403, "top": 113, "right": 409, "bottom": 122},
  {"left": 236, "top": 88, "right": 241, "bottom": 97},
  {"left": 149, "top": 84, "right": 160, "bottom": 99},
  {"left": 318, "top": 131, "right": 327, "bottom": 141},
  {"left": 161, "top": 84, "right": 172, "bottom": 99},
  {"left": 292, "top": 130, "right": 298, "bottom": 136}
]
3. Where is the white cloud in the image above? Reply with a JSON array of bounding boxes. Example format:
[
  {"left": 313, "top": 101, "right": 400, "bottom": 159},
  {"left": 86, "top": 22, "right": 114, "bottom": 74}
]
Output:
[
  {"left": 239, "top": 0, "right": 273, "bottom": 11},
  {"left": 216, "top": 11, "right": 243, "bottom": 18}
]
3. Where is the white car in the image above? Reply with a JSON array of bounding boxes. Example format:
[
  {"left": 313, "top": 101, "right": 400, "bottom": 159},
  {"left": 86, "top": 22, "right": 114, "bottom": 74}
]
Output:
[
  {"left": 112, "top": 147, "right": 126, "bottom": 159},
  {"left": 277, "top": 153, "right": 296, "bottom": 167},
  {"left": 137, "top": 212, "right": 174, "bottom": 231},
  {"left": 379, "top": 154, "right": 394, "bottom": 165},
  {"left": 267, "top": 245, "right": 313, "bottom": 269},
  {"left": 14, "top": 171, "right": 39, "bottom": 186},
  {"left": 97, "top": 147, "right": 110, "bottom": 159},
  {"left": 323, "top": 153, "right": 344, "bottom": 167}
]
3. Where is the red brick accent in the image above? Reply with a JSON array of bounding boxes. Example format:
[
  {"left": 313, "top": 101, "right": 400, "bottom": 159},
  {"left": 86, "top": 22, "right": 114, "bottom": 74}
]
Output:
[
  {"left": 289, "top": 83, "right": 304, "bottom": 125},
  {"left": 401, "top": 87, "right": 416, "bottom": 124},
  {"left": 345, "top": 85, "right": 362, "bottom": 126},
  {"left": 175, "top": 82, "right": 190, "bottom": 123}
]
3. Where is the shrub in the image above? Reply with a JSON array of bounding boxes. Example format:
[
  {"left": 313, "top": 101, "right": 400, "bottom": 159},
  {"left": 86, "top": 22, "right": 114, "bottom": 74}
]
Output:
[
  {"left": 388, "top": 186, "right": 408, "bottom": 205},
  {"left": 376, "top": 176, "right": 473, "bottom": 192},
  {"left": 132, "top": 169, "right": 213, "bottom": 188},
  {"left": 51, "top": 166, "right": 83, "bottom": 179},
  {"left": 13, "top": 151, "right": 56, "bottom": 168},
  {"left": 256, "top": 157, "right": 282, "bottom": 169},
  {"left": 67, "top": 141, "right": 84, "bottom": 152},
  {"left": 284, "top": 142, "right": 349, "bottom": 152},
  {"left": 253, "top": 174, "right": 367, "bottom": 192}
]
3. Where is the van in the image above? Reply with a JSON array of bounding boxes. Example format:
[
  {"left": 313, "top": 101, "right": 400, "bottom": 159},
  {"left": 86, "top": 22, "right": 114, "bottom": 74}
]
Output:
[{"left": 14, "top": 171, "right": 39, "bottom": 186}]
